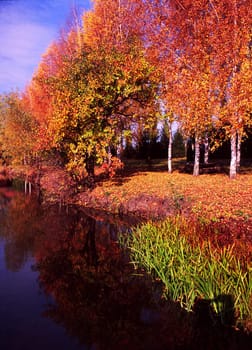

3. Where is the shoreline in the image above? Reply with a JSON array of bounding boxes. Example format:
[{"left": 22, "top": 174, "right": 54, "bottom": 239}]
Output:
[
  {"left": 4, "top": 165, "right": 176, "bottom": 220},
  {"left": 2, "top": 164, "right": 252, "bottom": 244}
]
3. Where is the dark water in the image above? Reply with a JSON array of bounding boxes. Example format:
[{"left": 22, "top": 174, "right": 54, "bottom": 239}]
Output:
[
  {"left": 0, "top": 187, "right": 162, "bottom": 350},
  {"left": 0, "top": 187, "right": 251, "bottom": 350}
]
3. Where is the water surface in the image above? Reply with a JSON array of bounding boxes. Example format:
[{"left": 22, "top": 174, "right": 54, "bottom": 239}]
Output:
[
  {"left": 0, "top": 187, "right": 251, "bottom": 350},
  {"left": 0, "top": 188, "right": 157, "bottom": 350}
]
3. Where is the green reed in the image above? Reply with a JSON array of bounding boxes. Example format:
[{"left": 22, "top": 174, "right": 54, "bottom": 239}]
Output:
[{"left": 122, "top": 218, "right": 252, "bottom": 326}]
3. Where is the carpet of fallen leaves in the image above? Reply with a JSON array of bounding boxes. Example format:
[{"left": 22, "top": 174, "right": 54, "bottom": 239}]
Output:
[{"left": 77, "top": 161, "right": 252, "bottom": 220}]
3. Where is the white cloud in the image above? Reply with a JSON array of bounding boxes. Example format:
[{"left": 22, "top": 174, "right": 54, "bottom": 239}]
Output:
[
  {"left": 0, "top": 22, "right": 55, "bottom": 64},
  {"left": 0, "top": 22, "right": 54, "bottom": 91},
  {"left": 0, "top": 0, "right": 91, "bottom": 93}
]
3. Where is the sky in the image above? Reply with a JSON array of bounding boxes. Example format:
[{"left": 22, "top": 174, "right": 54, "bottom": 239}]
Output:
[{"left": 0, "top": 0, "right": 92, "bottom": 94}]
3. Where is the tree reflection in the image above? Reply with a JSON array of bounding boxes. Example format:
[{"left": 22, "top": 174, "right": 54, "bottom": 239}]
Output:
[
  {"left": 34, "top": 207, "right": 252, "bottom": 350},
  {"left": 35, "top": 208, "right": 163, "bottom": 350},
  {"left": 4, "top": 242, "right": 28, "bottom": 272},
  {"left": 0, "top": 189, "right": 41, "bottom": 271},
  {"left": 1, "top": 190, "right": 251, "bottom": 349}
]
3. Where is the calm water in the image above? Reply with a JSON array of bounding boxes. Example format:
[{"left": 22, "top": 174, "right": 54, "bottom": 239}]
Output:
[
  {"left": 0, "top": 187, "right": 160, "bottom": 350},
  {"left": 0, "top": 187, "right": 251, "bottom": 350}
]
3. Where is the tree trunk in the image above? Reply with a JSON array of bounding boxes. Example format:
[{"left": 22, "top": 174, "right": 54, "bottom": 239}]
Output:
[
  {"left": 108, "top": 146, "right": 112, "bottom": 166},
  {"left": 236, "top": 131, "right": 241, "bottom": 172},
  {"left": 86, "top": 155, "right": 95, "bottom": 177},
  {"left": 204, "top": 135, "right": 209, "bottom": 164},
  {"left": 116, "top": 134, "right": 123, "bottom": 160},
  {"left": 193, "top": 136, "right": 200, "bottom": 176},
  {"left": 168, "top": 122, "right": 172, "bottom": 173},
  {"left": 230, "top": 132, "right": 237, "bottom": 179}
]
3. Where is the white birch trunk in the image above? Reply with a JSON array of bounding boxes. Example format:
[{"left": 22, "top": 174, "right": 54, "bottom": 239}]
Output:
[
  {"left": 168, "top": 122, "right": 172, "bottom": 173},
  {"left": 116, "top": 135, "right": 123, "bottom": 160},
  {"left": 193, "top": 136, "right": 200, "bottom": 176},
  {"left": 229, "top": 1, "right": 238, "bottom": 179},
  {"left": 236, "top": 131, "right": 241, "bottom": 171},
  {"left": 230, "top": 132, "right": 237, "bottom": 179},
  {"left": 204, "top": 135, "right": 209, "bottom": 164}
]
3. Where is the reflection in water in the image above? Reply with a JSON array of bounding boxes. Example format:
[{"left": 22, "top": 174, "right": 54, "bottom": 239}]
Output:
[
  {"left": 0, "top": 189, "right": 162, "bottom": 349},
  {"left": 35, "top": 206, "right": 160, "bottom": 349},
  {"left": 0, "top": 189, "right": 41, "bottom": 272},
  {"left": 4, "top": 241, "right": 27, "bottom": 272},
  {"left": 0, "top": 188, "right": 251, "bottom": 350}
]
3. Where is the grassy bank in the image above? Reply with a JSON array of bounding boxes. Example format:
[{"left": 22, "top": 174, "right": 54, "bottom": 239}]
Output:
[{"left": 121, "top": 217, "right": 252, "bottom": 329}]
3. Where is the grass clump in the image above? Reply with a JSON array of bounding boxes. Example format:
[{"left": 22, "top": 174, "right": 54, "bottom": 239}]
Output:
[{"left": 123, "top": 217, "right": 252, "bottom": 327}]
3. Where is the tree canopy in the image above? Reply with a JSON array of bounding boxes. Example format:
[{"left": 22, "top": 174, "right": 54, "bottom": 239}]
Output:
[{"left": 1, "top": 0, "right": 251, "bottom": 179}]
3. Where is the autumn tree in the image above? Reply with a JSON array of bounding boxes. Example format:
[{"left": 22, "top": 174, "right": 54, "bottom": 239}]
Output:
[
  {"left": 168, "top": 0, "right": 252, "bottom": 177},
  {"left": 135, "top": 0, "right": 177, "bottom": 172},
  {"left": 79, "top": 0, "right": 158, "bottom": 172},
  {"left": 26, "top": 0, "right": 157, "bottom": 181},
  {"left": 209, "top": 0, "right": 252, "bottom": 178},
  {"left": 136, "top": 0, "right": 213, "bottom": 174},
  {"left": 53, "top": 47, "right": 155, "bottom": 177},
  {"left": 0, "top": 92, "right": 37, "bottom": 165},
  {"left": 27, "top": 27, "right": 84, "bottom": 157},
  {"left": 144, "top": 0, "right": 252, "bottom": 177},
  {"left": 163, "top": 1, "right": 216, "bottom": 175}
]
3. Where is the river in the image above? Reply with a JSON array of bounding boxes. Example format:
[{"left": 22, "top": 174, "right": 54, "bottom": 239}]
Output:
[
  {"left": 0, "top": 187, "right": 163, "bottom": 350},
  {"left": 0, "top": 187, "right": 251, "bottom": 350}
]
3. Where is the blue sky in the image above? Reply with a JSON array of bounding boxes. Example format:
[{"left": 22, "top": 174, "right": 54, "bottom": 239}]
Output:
[{"left": 0, "top": 0, "right": 92, "bottom": 94}]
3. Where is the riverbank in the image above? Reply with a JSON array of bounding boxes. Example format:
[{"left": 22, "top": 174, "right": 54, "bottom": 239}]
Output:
[
  {"left": 3, "top": 161, "right": 252, "bottom": 218},
  {"left": 4, "top": 161, "right": 252, "bottom": 241},
  {"left": 5, "top": 163, "right": 178, "bottom": 218}
]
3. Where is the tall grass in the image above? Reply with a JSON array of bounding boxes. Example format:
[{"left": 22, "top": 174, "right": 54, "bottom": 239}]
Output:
[{"left": 122, "top": 218, "right": 252, "bottom": 327}]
